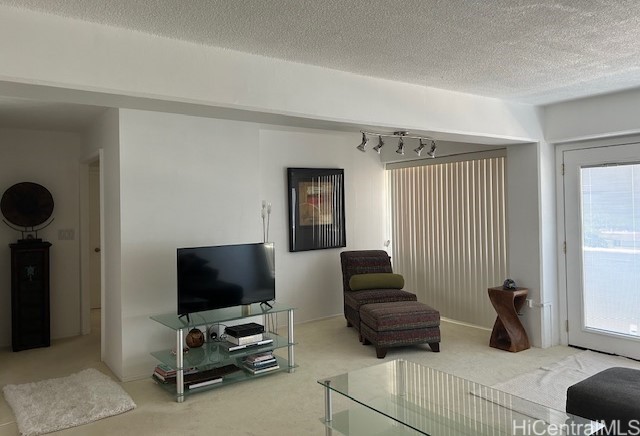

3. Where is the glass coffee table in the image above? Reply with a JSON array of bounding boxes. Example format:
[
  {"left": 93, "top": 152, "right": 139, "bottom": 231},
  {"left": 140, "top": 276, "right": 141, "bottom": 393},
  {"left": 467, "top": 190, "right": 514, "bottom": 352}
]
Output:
[{"left": 318, "top": 359, "right": 601, "bottom": 435}]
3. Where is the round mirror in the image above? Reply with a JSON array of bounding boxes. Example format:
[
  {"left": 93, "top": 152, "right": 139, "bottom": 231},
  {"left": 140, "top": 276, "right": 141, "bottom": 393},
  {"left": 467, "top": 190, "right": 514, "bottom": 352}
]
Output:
[{"left": 1, "top": 182, "right": 54, "bottom": 228}]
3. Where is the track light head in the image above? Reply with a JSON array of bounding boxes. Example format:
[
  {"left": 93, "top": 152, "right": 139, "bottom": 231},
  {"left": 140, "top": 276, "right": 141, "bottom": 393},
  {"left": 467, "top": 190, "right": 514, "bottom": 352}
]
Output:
[
  {"left": 414, "top": 139, "right": 426, "bottom": 156},
  {"left": 396, "top": 137, "right": 405, "bottom": 155},
  {"left": 427, "top": 140, "right": 437, "bottom": 158},
  {"left": 372, "top": 136, "right": 385, "bottom": 154},
  {"left": 357, "top": 132, "right": 369, "bottom": 152}
]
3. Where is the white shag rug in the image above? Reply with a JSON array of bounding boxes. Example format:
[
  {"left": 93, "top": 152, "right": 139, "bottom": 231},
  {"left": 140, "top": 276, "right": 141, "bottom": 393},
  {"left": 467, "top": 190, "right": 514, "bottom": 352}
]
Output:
[
  {"left": 2, "top": 368, "right": 136, "bottom": 436},
  {"left": 492, "top": 350, "right": 640, "bottom": 411}
]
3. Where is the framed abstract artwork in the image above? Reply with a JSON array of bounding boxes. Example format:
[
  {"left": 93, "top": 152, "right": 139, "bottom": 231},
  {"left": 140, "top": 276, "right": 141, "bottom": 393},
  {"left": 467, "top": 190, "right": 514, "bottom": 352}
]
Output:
[{"left": 287, "top": 168, "right": 346, "bottom": 252}]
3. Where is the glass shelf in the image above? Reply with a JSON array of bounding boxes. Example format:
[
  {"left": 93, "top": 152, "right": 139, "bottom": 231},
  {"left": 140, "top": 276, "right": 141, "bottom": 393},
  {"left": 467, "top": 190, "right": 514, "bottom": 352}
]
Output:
[
  {"left": 151, "top": 333, "right": 295, "bottom": 370},
  {"left": 150, "top": 302, "right": 294, "bottom": 330},
  {"left": 152, "top": 356, "right": 297, "bottom": 397}
]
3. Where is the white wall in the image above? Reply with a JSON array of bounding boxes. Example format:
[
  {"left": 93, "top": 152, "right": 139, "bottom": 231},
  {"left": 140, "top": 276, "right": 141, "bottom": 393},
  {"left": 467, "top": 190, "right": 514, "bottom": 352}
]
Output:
[
  {"left": 0, "top": 128, "right": 82, "bottom": 346},
  {"left": 544, "top": 88, "right": 640, "bottom": 143},
  {"left": 505, "top": 139, "right": 559, "bottom": 348},
  {"left": 506, "top": 143, "right": 543, "bottom": 347},
  {"left": 258, "top": 127, "right": 386, "bottom": 322},
  {"left": 537, "top": 141, "right": 559, "bottom": 347},
  {"left": 114, "top": 110, "right": 385, "bottom": 380}
]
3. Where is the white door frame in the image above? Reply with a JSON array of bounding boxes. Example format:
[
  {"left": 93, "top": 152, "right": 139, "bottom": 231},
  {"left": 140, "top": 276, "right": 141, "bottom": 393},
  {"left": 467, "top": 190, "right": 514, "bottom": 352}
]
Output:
[
  {"left": 556, "top": 134, "right": 640, "bottom": 348},
  {"left": 88, "top": 165, "right": 101, "bottom": 309},
  {"left": 79, "top": 149, "right": 105, "bottom": 358}
]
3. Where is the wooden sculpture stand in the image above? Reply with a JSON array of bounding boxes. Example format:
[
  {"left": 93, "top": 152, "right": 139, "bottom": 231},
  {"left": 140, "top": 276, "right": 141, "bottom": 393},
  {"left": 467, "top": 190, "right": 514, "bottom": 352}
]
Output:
[{"left": 488, "top": 286, "right": 530, "bottom": 352}]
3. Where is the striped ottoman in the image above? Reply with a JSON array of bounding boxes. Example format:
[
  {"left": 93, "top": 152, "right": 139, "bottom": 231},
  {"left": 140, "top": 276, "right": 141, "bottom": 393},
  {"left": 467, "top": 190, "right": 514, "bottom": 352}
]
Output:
[{"left": 359, "top": 301, "right": 441, "bottom": 358}]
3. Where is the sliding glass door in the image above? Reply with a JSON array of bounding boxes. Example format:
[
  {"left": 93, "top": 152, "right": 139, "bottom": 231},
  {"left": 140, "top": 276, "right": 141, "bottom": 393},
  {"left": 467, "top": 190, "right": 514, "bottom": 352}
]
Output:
[{"left": 563, "top": 143, "right": 640, "bottom": 359}]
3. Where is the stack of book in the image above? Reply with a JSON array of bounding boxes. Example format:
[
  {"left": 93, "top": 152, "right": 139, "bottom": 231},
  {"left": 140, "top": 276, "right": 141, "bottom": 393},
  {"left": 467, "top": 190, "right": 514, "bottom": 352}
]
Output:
[
  {"left": 152, "top": 363, "right": 241, "bottom": 389},
  {"left": 224, "top": 322, "right": 273, "bottom": 351},
  {"left": 242, "top": 351, "right": 280, "bottom": 374},
  {"left": 183, "top": 364, "right": 241, "bottom": 389},
  {"left": 152, "top": 363, "right": 197, "bottom": 383}
]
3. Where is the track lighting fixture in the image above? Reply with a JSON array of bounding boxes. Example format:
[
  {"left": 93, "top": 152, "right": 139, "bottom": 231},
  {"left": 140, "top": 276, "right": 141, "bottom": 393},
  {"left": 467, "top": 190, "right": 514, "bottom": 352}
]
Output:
[
  {"left": 357, "top": 132, "right": 368, "bottom": 152},
  {"left": 356, "top": 130, "right": 437, "bottom": 158},
  {"left": 427, "top": 140, "right": 437, "bottom": 158},
  {"left": 372, "top": 136, "right": 384, "bottom": 154}
]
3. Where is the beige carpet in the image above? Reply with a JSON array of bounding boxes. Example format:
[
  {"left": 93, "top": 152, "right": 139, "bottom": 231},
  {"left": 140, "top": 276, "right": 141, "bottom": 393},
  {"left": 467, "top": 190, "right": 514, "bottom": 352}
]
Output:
[
  {"left": 491, "top": 350, "right": 640, "bottom": 411},
  {"left": 2, "top": 368, "right": 136, "bottom": 436},
  {"left": 0, "top": 312, "right": 583, "bottom": 436}
]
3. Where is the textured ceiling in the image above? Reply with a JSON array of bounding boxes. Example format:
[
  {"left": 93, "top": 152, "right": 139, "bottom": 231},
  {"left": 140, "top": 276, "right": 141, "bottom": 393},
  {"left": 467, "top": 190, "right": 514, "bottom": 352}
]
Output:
[{"left": 3, "top": 0, "right": 640, "bottom": 105}]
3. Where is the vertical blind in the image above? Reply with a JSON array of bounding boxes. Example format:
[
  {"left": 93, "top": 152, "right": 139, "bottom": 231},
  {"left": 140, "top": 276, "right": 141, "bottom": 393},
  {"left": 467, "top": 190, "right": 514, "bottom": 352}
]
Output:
[{"left": 387, "top": 155, "right": 507, "bottom": 328}]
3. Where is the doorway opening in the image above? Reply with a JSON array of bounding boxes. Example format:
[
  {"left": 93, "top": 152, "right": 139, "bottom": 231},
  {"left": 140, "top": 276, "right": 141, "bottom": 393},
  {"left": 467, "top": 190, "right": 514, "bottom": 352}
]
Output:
[{"left": 80, "top": 150, "right": 104, "bottom": 360}]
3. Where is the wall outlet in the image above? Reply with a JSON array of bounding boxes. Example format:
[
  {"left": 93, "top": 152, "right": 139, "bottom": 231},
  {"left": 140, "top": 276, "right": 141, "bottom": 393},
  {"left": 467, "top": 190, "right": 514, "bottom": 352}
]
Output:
[{"left": 58, "top": 229, "right": 75, "bottom": 240}]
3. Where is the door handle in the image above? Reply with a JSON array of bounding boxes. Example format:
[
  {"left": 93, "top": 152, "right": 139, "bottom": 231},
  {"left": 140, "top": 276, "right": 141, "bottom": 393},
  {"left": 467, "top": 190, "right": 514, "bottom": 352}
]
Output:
[{"left": 94, "top": 248, "right": 101, "bottom": 253}]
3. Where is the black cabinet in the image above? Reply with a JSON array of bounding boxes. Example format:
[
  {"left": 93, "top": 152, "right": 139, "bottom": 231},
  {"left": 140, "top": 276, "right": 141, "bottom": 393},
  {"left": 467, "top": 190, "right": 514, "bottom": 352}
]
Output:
[{"left": 10, "top": 241, "right": 52, "bottom": 351}]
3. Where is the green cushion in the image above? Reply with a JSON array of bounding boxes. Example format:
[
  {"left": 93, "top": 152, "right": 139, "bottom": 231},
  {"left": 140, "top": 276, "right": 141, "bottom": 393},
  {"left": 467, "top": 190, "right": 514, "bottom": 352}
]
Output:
[{"left": 349, "top": 273, "right": 405, "bottom": 291}]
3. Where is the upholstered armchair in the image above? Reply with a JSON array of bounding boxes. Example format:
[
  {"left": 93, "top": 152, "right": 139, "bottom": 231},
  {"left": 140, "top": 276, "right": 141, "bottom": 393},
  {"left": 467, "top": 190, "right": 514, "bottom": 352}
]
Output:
[{"left": 340, "top": 250, "right": 417, "bottom": 332}]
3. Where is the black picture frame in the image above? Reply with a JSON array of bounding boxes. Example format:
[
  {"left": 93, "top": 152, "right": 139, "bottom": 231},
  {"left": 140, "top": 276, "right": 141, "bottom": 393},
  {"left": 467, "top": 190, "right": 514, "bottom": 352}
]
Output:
[{"left": 287, "top": 168, "right": 346, "bottom": 252}]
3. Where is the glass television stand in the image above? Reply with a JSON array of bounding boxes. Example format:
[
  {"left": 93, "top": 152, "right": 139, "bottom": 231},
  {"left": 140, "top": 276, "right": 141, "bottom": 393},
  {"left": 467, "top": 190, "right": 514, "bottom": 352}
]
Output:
[{"left": 151, "top": 302, "right": 296, "bottom": 402}]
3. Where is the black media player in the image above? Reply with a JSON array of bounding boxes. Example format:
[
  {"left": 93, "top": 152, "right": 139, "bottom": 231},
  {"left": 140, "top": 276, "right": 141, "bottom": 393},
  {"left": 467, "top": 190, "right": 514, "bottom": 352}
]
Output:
[{"left": 225, "top": 322, "right": 265, "bottom": 338}]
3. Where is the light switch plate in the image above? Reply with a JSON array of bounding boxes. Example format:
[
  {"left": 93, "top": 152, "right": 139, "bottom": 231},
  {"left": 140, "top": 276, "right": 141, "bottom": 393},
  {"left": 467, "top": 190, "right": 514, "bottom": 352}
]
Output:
[{"left": 58, "top": 229, "right": 75, "bottom": 240}]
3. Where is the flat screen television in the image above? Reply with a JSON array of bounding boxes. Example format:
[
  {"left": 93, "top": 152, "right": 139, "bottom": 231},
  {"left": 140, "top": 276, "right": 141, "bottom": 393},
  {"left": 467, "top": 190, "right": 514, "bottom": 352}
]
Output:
[{"left": 177, "top": 242, "right": 275, "bottom": 316}]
